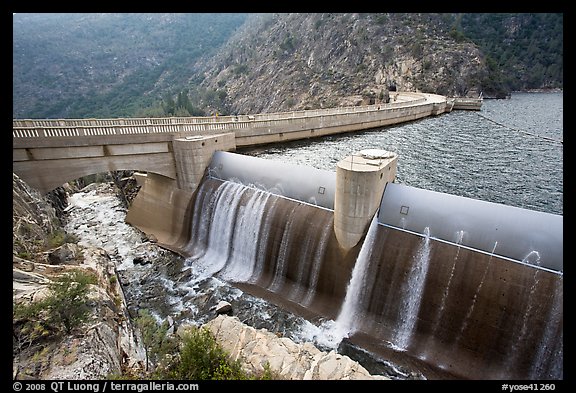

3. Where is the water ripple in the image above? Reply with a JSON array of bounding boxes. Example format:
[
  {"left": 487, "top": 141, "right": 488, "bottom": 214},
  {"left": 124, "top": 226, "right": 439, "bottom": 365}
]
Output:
[{"left": 245, "top": 92, "right": 563, "bottom": 215}]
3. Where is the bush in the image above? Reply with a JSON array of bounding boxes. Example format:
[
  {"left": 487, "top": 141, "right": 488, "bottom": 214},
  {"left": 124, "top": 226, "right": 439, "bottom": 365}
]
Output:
[
  {"left": 14, "top": 269, "right": 98, "bottom": 347},
  {"left": 170, "top": 327, "right": 247, "bottom": 380},
  {"left": 46, "top": 229, "right": 79, "bottom": 249},
  {"left": 135, "top": 309, "right": 178, "bottom": 372},
  {"left": 123, "top": 310, "right": 279, "bottom": 380},
  {"left": 138, "top": 322, "right": 275, "bottom": 380}
]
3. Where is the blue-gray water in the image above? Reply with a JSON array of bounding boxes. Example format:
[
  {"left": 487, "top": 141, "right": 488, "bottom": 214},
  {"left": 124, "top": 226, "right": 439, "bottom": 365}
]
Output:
[{"left": 243, "top": 92, "right": 563, "bottom": 216}]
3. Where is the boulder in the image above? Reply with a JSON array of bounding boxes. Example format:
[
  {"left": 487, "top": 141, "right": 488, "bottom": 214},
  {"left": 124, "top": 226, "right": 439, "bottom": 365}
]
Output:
[
  {"left": 214, "top": 301, "right": 233, "bottom": 315},
  {"left": 203, "top": 315, "right": 388, "bottom": 380},
  {"left": 47, "top": 243, "right": 82, "bottom": 265}
]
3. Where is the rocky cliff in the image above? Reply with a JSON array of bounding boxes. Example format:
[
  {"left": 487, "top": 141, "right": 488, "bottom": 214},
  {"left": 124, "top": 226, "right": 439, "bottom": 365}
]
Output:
[
  {"left": 197, "top": 13, "right": 486, "bottom": 114},
  {"left": 13, "top": 173, "right": 146, "bottom": 379}
]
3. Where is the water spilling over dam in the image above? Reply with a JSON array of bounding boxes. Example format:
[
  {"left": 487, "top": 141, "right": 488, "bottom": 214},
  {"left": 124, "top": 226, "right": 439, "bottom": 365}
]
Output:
[{"left": 127, "top": 150, "right": 563, "bottom": 380}]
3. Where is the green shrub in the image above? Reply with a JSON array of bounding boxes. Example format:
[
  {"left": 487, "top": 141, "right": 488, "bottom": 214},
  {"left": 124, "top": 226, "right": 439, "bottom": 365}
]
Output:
[
  {"left": 14, "top": 269, "right": 98, "bottom": 342},
  {"left": 151, "top": 324, "right": 274, "bottom": 380},
  {"left": 171, "top": 327, "right": 247, "bottom": 380},
  {"left": 46, "top": 229, "right": 79, "bottom": 249},
  {"left": 135, "top": 309, "right": 178, "bottom": 372},
  {"left": 126, "top": 311, "right": 281, "bottom": 380}
]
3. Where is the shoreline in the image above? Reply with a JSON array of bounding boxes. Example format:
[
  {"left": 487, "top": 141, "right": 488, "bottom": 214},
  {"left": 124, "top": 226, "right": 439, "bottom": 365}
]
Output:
[{"left": 483, "top": 88, "right": 562, "bottom": 99}]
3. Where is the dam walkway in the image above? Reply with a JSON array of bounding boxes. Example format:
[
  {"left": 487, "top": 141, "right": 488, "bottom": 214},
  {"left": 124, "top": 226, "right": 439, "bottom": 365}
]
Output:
[{"left": 13, "top": 92, "right": 455, "bottom": 194}]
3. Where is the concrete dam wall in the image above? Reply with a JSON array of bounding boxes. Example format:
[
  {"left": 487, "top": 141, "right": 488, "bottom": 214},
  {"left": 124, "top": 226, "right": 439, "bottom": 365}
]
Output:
[{"left": 126, "top": 151, "right": 563, "bottom": 380}]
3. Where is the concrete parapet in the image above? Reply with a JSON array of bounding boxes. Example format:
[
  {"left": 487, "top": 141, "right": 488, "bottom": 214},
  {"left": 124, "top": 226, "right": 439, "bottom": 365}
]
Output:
[
  {"left": 12, "top": 92, "right": 451, "bottom": 194},
  {"left": 334, "top": 149, "right": 397, "bottom": 250},
  {"left": 172, "top": 133, "right": 236, "bottom": 190}
]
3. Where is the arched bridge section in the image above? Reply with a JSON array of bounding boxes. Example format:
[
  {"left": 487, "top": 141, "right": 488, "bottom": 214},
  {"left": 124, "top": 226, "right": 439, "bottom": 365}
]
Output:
[
  {"left": 13, "top": 92, "right": 451, "bottom": 194},
  {"left": 14, "top": 133, "right": 177, "bottom": 193}
]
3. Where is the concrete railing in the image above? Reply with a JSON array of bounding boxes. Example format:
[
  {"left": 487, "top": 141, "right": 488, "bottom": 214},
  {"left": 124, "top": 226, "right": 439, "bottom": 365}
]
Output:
[
  {"left": 12, "top": 91, "right": 447, "bottom": 195},
  {"left": 13, "top": 93, "right": 429, "bottom": 139}
]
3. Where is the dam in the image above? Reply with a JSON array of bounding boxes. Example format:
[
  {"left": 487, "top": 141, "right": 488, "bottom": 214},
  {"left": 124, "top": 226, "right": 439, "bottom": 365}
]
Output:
[
  {"left": 126, "top": 149, "right": 563, "bottom": 380},
  {"left": 14, "top": 91, "right": 560, "bottom": 380}
]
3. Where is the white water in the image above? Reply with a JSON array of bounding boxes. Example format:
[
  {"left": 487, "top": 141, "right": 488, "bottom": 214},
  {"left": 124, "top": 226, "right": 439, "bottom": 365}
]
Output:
[
  {"left": 316, "top": 215, "right": 381, "bottom": 348},
  {"left": 392, "top": 226, "right": 432, "bottom": 351},
  {"left": 186, "top": 182, "right": 244, "bottom": 281},
  {"left": 186, "top": 179, "right": 337, "bottom": 310},
  {"left": 186, "top": 180, "right": 214, "bottom": 259},
  {"left": 218, "top": 189, "right": 271, "bottom": 283},
  {"left": 64, "top": 185, "right": 158, "bottom": 272}
]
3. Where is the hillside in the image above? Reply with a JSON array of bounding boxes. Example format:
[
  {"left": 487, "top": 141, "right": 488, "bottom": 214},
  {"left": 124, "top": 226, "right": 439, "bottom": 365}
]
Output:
[
  {"left": 12, "top": 13, "right": 248, "bottom": 118},
  {"left": 457, "top": 13, "right": 563, "bottom": 97},
  {"left": 12, "top": 12, "right": 563, "bottom": 119},
  {"left": 196, "top": 13, "right": 487, "bottom": 114}
]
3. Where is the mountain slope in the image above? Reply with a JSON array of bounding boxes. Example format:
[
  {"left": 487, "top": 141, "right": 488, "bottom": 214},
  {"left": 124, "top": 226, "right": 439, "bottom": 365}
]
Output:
[
  {"left": 196, "top": 13, "right": 487, "bottom": 114},
  {"left": 458, "top": 13, "right": 563, "bottom": 94},
  {"left": 12, "top": 13, "right": 248, "bottom": 118},
  {"left": 12, "top": 13, "right": 562, "bottom": 119}
]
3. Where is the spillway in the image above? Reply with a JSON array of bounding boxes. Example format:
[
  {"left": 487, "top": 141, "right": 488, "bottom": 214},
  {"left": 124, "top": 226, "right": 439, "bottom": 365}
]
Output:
[
  {"left": 337, "top": 216, "right": 562, "bottom": 379},
  {"left": 180, "top": 175, "right": 356, "bottom": 323},
  {"left": 134, "top": 151, "right": 563, "bottom": 380}
]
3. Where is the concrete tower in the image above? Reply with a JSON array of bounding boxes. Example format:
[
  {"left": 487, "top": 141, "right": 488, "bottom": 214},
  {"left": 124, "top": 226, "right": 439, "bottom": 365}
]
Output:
[{"left": 334, "top": 149, "right": 397, "bottom": 250}]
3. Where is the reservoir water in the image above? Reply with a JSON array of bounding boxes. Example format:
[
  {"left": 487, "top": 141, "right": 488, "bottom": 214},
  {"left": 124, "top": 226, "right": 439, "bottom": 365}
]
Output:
[{"left": 243, "top": 92, "right": 563, "bottom": 216}]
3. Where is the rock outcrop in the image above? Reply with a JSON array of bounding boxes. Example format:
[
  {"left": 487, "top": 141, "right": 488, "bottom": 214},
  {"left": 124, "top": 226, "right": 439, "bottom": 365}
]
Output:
[
  {"left": 13, "top": 246, "right": 146, "bottom": 380},
  {"left": 12, "top": 173, "right": 146, "bottom": 380},
  {"left": 203, "top": 315, "right": 388, "bottom": 380},
  {"left": 198, "top": 13, "right": 486, "bottom": 115},
  {"left": 13, "top": 173, "right": 60, "bottom": 260}
]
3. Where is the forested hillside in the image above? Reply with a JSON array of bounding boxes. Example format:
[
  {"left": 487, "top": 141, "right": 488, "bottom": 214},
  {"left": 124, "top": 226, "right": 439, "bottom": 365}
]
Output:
[
  {"left": 12, "top": 13, "right": 562, "bottom": 119},
  {"left": 13, "top": 13, "right": 248, "bottom": 118},
  {"left": 457, "top": 13, "right": 563, "bottom": 97}
]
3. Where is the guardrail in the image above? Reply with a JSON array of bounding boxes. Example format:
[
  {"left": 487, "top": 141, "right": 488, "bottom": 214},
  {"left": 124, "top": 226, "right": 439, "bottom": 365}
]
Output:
[{"left": 13, "top": 94, "right": 428, "bottom": 139}]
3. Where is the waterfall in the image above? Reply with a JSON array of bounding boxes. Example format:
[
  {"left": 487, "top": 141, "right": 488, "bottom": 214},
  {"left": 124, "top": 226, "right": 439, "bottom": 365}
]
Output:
[
  {"left": 506, "top": 250, "right": 563, "bottom": 379},
  {"left": 186, "top": 180, "right": 275, "bottom": 285},
  {"left": 186, "top": 181, "right": 245, "bottom": 281},
  {"left": 392, "top": 226, "right": 432, "bottom": 351},
  {"left": 186, "top": 178, "right": 214, "bottom": 259},
  {"left": 184, "top": 178, "right": 336, "bottom": 313},
  {"left": 218, "top": 189, "right": 271, "bottom": 283},
  {"left": 330, "top": 215, "right": 380, "bottom": 344}
]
